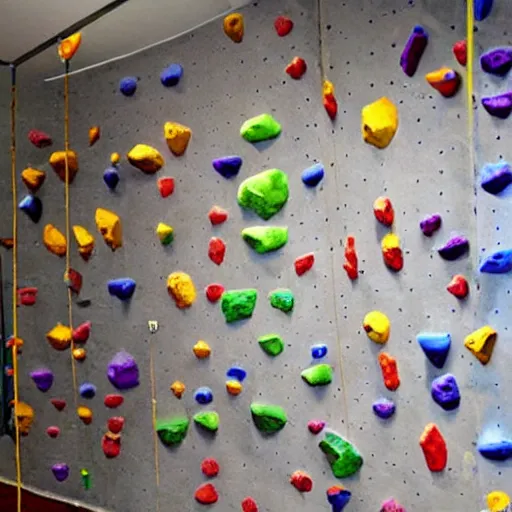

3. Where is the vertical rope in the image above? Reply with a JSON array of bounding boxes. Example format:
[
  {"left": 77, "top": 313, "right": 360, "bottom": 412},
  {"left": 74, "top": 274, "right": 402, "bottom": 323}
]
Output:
[
  {"left": 149, "top": 343, "right": 160, "bottom": 512},
  {"left": 466, "top": 3, "right": 475, "bottom": 172},
  {"left": 9, "top": 64, "right": 22, "bottom": 512}
]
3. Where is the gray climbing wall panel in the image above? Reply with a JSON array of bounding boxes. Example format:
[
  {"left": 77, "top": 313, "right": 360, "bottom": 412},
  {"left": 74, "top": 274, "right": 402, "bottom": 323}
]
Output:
[{"left": 0, "top": 0, "right": 510, "bottom": 511}]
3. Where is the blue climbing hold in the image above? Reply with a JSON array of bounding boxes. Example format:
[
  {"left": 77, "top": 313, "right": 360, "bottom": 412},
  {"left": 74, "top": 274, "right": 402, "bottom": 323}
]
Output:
[
  {"left": 417, "top": 332, "right": 451, "bottom": 369},
  {"left": 478, "top": 439, "right": 512, "bottom": 461},
  {"left": 108, "top": 278, "right": 136, "bottom": 300},
  {"left": 301, "top": 163, "right": 325, "bottom": 187},
  {"left": 160, "top": 63, "right": 183, "bottom": 87},
  {"left": 79, "top": 382, "right": 97, "bottom": 399},
  {"left": 327, "top": 485, "right": 351, "bottom": 512},
  {"left": 119, "top": 76, "right": 137, "bottom": 96},
  {"left": 372, "top": 397, "right": 396, "bottom": 419},
  {"left": 475, "top": 0, "right": 494, "bottom": 21},
  {"left": 226, "top": 366, "right": 247, "bottom": 382},
  {"left": 194, "top": 386, "right": 213, "bottom": 405},
  {"left": 480, "top": 162, "right": 512, "bottom": 195},
  {"left": 480, "top": 249, "right": 512, "bottom": 274},
  {"left": 212, "top": 156, "right": 242, "bottom": 179},
  {"left": 103, "top": 167, "right": 120, "bottom": 191},
  {"left": 431, "top": 374, "right": 460, "bottom": 411},
  {"left": 311, "top": 343, "right": 328, "bottom": 359},
  {"left": 19, "top": 195, "right": 42, "bottom": 223}
]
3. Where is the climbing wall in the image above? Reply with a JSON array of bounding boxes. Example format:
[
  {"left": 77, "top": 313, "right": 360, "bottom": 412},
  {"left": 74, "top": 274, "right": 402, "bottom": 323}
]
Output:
[{"left": 0, "top": 0, "right": 510, "bottom": 511}]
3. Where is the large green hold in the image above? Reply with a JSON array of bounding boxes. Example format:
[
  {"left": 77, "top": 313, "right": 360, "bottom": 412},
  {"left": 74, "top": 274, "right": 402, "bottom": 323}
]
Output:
[
  {"left": 237, "top": 169, "right": 289, "bottom": 220},
  {"left": 258, "top": 334, "right": 284, "bottom": 356},
  {"left": 221, "top": 289, "right": 258, "bottom": 323},
  {"left": 241, "top": 226, "right": 288, "bottom": 254},
  {"left": 268, "top": 288, "right": 294, "bottom": 313},
  {"left": 319, "top": 431, "right": 363, "bottom": 478},
  {"left": 156, "top": 416, "right": 189, "bottom": 446},
  {"left": 240, "top": 113, "right": 282, "bottom": 143},
  {"left": 301, "top": 364, "right": 333, "bottom": 386},
  {"left": 193, "top": 411, "right": 219, "bottom": 432},
  {"left": 251, "top": 403, "right": 287, "bottom": 433}
]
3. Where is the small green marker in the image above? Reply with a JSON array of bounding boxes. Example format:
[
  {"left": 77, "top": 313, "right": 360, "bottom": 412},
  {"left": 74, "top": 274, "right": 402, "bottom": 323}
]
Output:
[{"left": 81, "top": 468, "right": 91, "bottom": 490}]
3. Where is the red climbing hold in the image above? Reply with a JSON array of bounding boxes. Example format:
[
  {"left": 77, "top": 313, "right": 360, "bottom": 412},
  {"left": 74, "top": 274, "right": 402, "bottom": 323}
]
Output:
[
  {"left": 295, "top": 253, "right": 315, "bottom": 276},
  {"left": 453, "top": 40, "right": 467, "bottom": 67},
  {"left": 323, "top": 93, "right": 338, "bottom": 120},
  {"left": 104, "top": 394, "right": 124, "bottom": 409},
  {"left": 208, "top": 237, "right": 226, "bottom": 265},
  {"left": 72, "top": 321, "right": 91, "bottom": 344},
  {"left": 65, "top": 268, "right": 82, "bottom": 294},
  {"left": 241, "top": 496, "right": 258, "bottom": 512},
  {"left": 205, "top": 283, "right": 225, "bottom": 303},
  {"left": 286, "top": 57, "right": 307, "bottom": 80},
  {"left": 201, "top": 457, "right": 220, "bottom": 478},
  {"left": 107, "top": 416, "right": 125, "bottom": 434},
  {"left": 447, "top": 274, "right": 469, "bottom": 299},
  {"left": 419, "top": 423, "right": 447, "bottom": 472},
  {"left": 194, "top": 483, "right": 218, "bottom": 505},
  {"left": 28, "top": 129, "right": 52, "bottom": 148},
  {"left": 158, "top": 177, "right": 175, "bottom": 198},
  {"left": 46, "top": 426, "right": 60, "bottom": 438},
  {"left": 274, "top": 16, "right": 293, "bottom": 37},
  {"left": 208, "top": 205, "right": 228, "bottom": 225},
  {"left": 378, "top": 352, "right": 400, "bottom": 391},
  {"left": 102, "top": 432, "right": 121, "bottom": 458},
  {"left": 50, "top": 399, "right": 66, "bottom": 411},
  {"left": 17, "top": 287, "right": 38, "bottom": 306},
  {"left": 343, "top": 235, "right": 358, "bottom": 280},
  {"left": 373, "top": 196, "right": 394, "bottom": 226},
  {"left": 290, "top": 470, "right": 313, "bottom": 492}
]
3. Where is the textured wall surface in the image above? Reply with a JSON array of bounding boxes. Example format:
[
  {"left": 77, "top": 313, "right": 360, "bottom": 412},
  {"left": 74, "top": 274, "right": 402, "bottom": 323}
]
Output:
[{"left": 0, "top": 0, "right": 510, "bottom": 511}]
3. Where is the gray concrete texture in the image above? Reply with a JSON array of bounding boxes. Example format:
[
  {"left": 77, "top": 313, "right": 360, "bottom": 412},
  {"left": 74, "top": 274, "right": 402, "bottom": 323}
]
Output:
[{"left": 0, "top": 0, "right": 510, "bottom": 510}]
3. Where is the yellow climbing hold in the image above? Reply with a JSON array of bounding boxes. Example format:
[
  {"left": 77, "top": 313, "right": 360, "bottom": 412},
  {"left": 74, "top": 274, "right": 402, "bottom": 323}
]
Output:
[
  {"left": 88, "top": 125, "right": 100, "bottom": 146},
  {"left": 46, "top": 323, "right": 72, "bottom": 351},
  {"left": 226, "top": 380, "right": 243, "bottom": 396},
  {"left": 73, "top": 225, "right": 95, "bottom": 260},
  {"left": 224, "top": 12, "right": 244, "bottom": 43},
  {"left": 58, "top": 32, "right": 81, "bottom": 61},
  {"left": 167, "top": 272, "right": 196, "bottom": 309},
  {"left": 156, "top": 222, "right": 174, "bottom": 245},
  {"left": 95, "top": 208, "right": 122, "bottom": 251},
  {"left": 323, "top": 79, "right": 335, "bottom": 96},
  {"left": 15, "top": 401, "right": 34, "bottom": 435},
  {"left": 170, "top": 380, "right": 186, "bottom": 399},
  {"left": 464, "top": 325, "right": 497, "bottom": 365},
  {"left": 127, "top": 144, "right": 164, "bottom": 174},
  {"left": 21, "top": 167, "right": 46, "bottom": 192},
  {"left": 77, "top": 406, "right": 93, "bottom": 425},
  {"left": 73, "top": 347, "right": 87, "bottom": 361},
  {"left": 111, "top": 152, "right": 121, "bottom": 165},
  {"left": 193, "top": 340, "right": 211, "bottom": 359},
  {"left": 43, "top": 224, "right": 67, "bottom": 257},
  {"left": 361, "top": 97, "right": 398, "bottom": 149},
  {"left": 487, "top": 491, "right": 511, "bottom": 512},
  {"left": 49, "top": 150, "right": 79, "bottom": 183},
  {"left": 363, "top": 311, "right": 390, "bottom": 344},
  {"left": 164, "top": 122, "right": 192, "bottom": 156}
]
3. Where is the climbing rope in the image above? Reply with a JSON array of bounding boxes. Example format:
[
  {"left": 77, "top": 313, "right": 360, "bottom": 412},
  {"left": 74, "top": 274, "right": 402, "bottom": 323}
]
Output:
[
  {"left": 466, "top": 0, "right": 475, "bottom": 177},
  {"left": 149, "top": 343, "right": 161, "bottom": 512}
]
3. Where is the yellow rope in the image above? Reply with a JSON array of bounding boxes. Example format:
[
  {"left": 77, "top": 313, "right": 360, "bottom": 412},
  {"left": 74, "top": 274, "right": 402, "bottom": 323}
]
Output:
[
  {"left": 466, "top": 0, "right": 475, "bottom": 176},
  {"left": 149, "top": 343, "right": 160, "bottom": 512}
]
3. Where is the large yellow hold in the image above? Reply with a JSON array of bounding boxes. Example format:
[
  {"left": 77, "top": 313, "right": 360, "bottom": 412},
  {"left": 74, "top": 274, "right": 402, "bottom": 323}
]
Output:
[
  {"left": 43, "top": 224, "right": 67, "bottom": 256},
  {"left": 58, "top": 32, "right": 81, "bottom": 61},
  {"left": 49, "top": 150, "right": 79, "bottom": 183},
  {"left": 164, "top": 122, "right": 192, "bottom": 156},
  {"left": 46, "top": 323, "right": 72, "bottom": 351},
  {"left": 21, "top": 167, "right": 46, "bottom": 192},
  {"left": 363, "top": 311, "right": 390, "bottom": 344},
  {"left": 16, "top": 401, "right": 34, "bottom": 436},
  {"left": 73, "top": 225, "right": 95, "bottom": 260},
  {"left": 167, "top": 272, "right": 196, "bottom": 308},
  {"left": 362, "top": 97, "right": 398, "bottom": 149},
  {"left": 487, "top": 491, "right": 510, "bottom": 512},
  {"left": 95, "top": 208, "right": 122, "bottom": 250},
  {"left": 464, "top": 325, "right": 497, "bottom": 365},
  {"left": 127, "top": 144, "right": 164, "bottom": 174}
]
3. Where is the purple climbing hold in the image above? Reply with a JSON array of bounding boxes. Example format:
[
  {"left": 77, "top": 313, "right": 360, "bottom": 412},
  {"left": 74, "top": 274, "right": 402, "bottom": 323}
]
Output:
[
  {"left": 431, "top": 374, "right": 460, "bottom": 411},
  {"left": 108, "top": 278, "right": 136, "bottom": 300},
  {"left": 380, "top": 498, "right": 407, "bottom": 512},
  {"left": 212, "top": 156, "right": 242, "bottom": 179},
  {"left": 372, "top": 398, "right": 396, "bottom": 419},
  {"left": 52, "top": 463, "right": 70, "bottom": 482},
  {"left": 438, "top": 235, "right": 469, "bottom": 261},
  {"left": 419, "top": 214, "right": 441, "bottom": 237},
  {"left": 327, "top": 485, "right": 351, "bottom": 512},
  {"left": 475, "top": 0, "right": 494, "bottom": 21},
  {"left": 79, "top": 382, "right": 97, "bottom": 399},
  {"left": 480, "top": 162, "right": 512, "bottom": 195},
  {"left": 30, "top": 368, "right": 54, "bottom": 392},
  {"left": 480, "top": 48, "right": 512, "bottom": 76},
  {"left": 103, "top": 167, "right": 120, "bottom": 190},
  {"left": 107, "top": 351, "right": 140, "bottom": 390},
  {"left": 19, "top": 195, "right": 42, "bottom": 223},
  {"left": 400, "top": 25, "right": 428, "bottom": 77},
  {"left": 481, "top": 92, "right": 512, "bottom": 119},
  {"left": 160, "top": 63, "right": 183, "bottom": 87}
]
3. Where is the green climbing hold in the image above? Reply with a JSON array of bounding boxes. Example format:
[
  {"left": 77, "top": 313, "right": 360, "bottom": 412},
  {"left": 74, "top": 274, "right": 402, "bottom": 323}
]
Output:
[
  {"left": 156, "top": 416, "right": 189, "bottom": 446},
  {"left": 240, "top": 113, "right": 282, "bottom": 143},
  {"left": 319, "top": 431, "right": 363, "bottom": 478},
  {"left": 251, "top": 403, "right": 287, "bottom": 433},
  {"left": 269, "top": 288, "right": 294, "bottom": 313},
  {"left": 193, "top": 411, "right": 219, "bottom": 432},
  {"left": 301, "top": 364, "right": 333, "bottom": 386},
  {"left": 221, "top": 289, "right": 258, "bottom": 323},
  {"left": 237, "top": 169, "right": 289, "bottom": 220},
  {"left": 258, "top": 334, "right": 285, "bottom": 356},
  {"left": 241, "top": 226, "right": 288, "bottom": 254}
]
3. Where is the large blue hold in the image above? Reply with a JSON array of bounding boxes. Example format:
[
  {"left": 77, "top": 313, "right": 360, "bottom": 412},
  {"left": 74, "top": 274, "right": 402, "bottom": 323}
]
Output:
[
  {"left": 108, "top": 278, "right": 136, "bottom": 300},
  {"left": 226, "top": 366, "right": 247, "bottom": 382},
  {"left": 79, "top": 382, "right": 97, "bottom": 399},
  {"left": 311, "top": 343, "right": 328, "bottom": 359},
  {"left": 475, "top": 0, "right": 494, "bottom": 21},
  {"left": 194, "top": 386, "right": 213, "bottom": 405},
  {"left": 301, "top": 163, "right": 324, "bottom": 187},
  {"left": 19, "top": 195, "right": 42, "bottom": 223},
  {"left": 480, "top": 249, "right": 512, "bottom": 274},
  {"left": 103, "top": 167, "right": 120, "bottom": 191},
  {"left": 480, "top": 162, "right": 512, "bottom": 195},
  {"left": 478, "top": 439, "right": 512, "bottom": 461},
  {"left": 119, "top": 76, "right": 138, "bottom": 96},
  {"left": 327, "top": 486, "right": 351, "bottom": 512},
  {"left": 417, "top": 332, "right": 451, "bottom": 369},
  {"left": 160, "top": 63, "right": 183, "bottom": 87},
  {"left": 431, "top": 374, "right": 460, "bottom": 411},
  {"left": 212, "top": 156, "right": 242, "bottom": 178}
]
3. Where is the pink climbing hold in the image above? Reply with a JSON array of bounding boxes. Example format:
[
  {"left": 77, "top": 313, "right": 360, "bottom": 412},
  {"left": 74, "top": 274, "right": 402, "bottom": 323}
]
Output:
[
  {"left": 201, "top": 457, "right": 220, "bottom": 478},
  {"left": 290, "top": 470, "right": 313, "bottom": 492},
  {"left": 208, "top": 205, "right": 228, "bottom": 225},
  {"left": 107, "top": 416, "right": 125, "bottom": 434},
  {"left": 46, "top": 426, "right": 60, "bottom": 438},
  {"left": 295, "top": 253, "right": 315, "bottom": 276},
  {"left": 241, "top": 496, "right": 259, "bottom": 512},
  {"left": 205, "top": 283, "right": 225, "bottom": 303},
  {"left": 307, "top": 419, "right": 326, "bottom": 435},
  {"left": 195, "top": 483, "right": 219, "bottom": 505},
  {"left": 72, "top": 321, "right": 91, "bottom": 344},
  {"left": 208, "top": 237, "right": 226, "bottom": 265}
]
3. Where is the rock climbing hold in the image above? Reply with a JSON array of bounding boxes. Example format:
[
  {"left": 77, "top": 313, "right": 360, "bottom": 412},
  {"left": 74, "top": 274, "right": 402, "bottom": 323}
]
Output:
[
  {"left": 295, "top": 253, "right": 315, "bottom": 276},
  {"left": 311, "top": 343, "right": 328, "bottom": 359},
  {"left": 195, "top": 483, "right": 219, "bottom": 504},
  {"left": 28, "top": 129, "right": 52, "bottom": 148},
  {"left": 52, "top": 463, "right": 70, "bottom": 482},
  {"left": 73, "top": 348, "right": 87, "bottom": 361},
  {"left": 420, "top": 423, "right": 447, "bottom": 471},
  {"left": 378, "top": 352, "right": 400, "bottom": 391},
  {"left": 72, "top": 226, "right": 94, "bottom": 261},
  {"left": 274, "top": 15, "right": 293, "bottom": 37},
  {"left": 242, "top": 226, "right": 288, "bottom": 253},
  {"left": 88, "top": 126, "right": 100, "bottom": 146},
  {"left": 475, "top": 0, "right": 494, "bottom": 20},
  {"left": 201, "top": 458, "right": 220, "bottom": 478},
  {"left": 107, "top": 416, "right": 124, "bottom": 434},
  {"left": 241, "top": 113, "right": 281, "bottom": 143},
  {"left": 481, "top": 48, "right": 512, "bottom": 76},
  {"left": 381, "top": 233, "right": 403, "bottom": 271},
  {"left": 193, "top": 340, "right": 211, "bottom": 359},
  {"left": 400, "top": 25, "right": 428, "bottom": 77},
  {"left": 221, "top": 288, "right": 257, "bottom": 323},
  {"left": 51, "top": 399, "right": 66, "bottom": 411},
  {"left": 224, "top": 12, "right": 244, "bottom": 43},
  {"left": 77, "top": 406, "right": 93, "bottom": 425},
  {"left": 156, "top": 223, "right": 174, "bottom": 245},
  {"left": 308, "top": 419, "right": 326, "bottom": 435},
  {"left": 79, "top": 383, "right": 97, "bottom": 399},
  {"left": 480, "top": 162, "right": 512, "bottom": 195},
  {"left": 156, "top": 416, "right": 189, "bottom": 446},
  {"left": 251, "top": 403, "right": 287, "bottom": 433},
  {"left": 480, "top": 249, "right": 512, "bottom": 273},
  {"left": 380, "top": 498, "right": 406, "bottom": 512},
  {"left": 58, "top": 32, "right": 81, "bottom": 61},
  {"left": 160, "top": 63, "right": 183, "bottom": 87},
  {"left": 103, "top": 166, "right": 120, "bottom": 191},
  {"left": 416, "top": 332, "right": 451, "bottom": 368},
  {"left": 290, "top": 470, "right": 313, "bottom": 492},
  {"left": 482, "top": 92, "right": 512, "bottom": 119},
  {"left": 323, "top": 79, "right": 338, "bottom": 120},
  {"left": 6, "top": 336, "right": 23, "bottom": 352},
  {"left": 19, "top": 195, "right": 42, "bottom": 223},
  {"left": 425, "top": 67, "right": 461, "bottom": 97},
  {"left": 127, "top": 144, "right": 164, "bottom": 173},
  {"left": 194, "top": 411, "right": 219, "bottom": 432},
  {"left": 107, "top": 351, "right": 140, "bottom": 389},
  {"left": 208, "top": 237, "right": 226, "bottom": 265},
  {"left": 119, "top": 76, "right": 137, "bottom": 96},
  {"left": 447, "top": 275, "right": 469, "bottom": 299},
  {"left": 111, "top": 152, "right": 120, "bottom": 165},
  {"left": 363, "top": 311, "right": 390, "bottom": 344},
  {"left": 15, "top": 402, "right": 34, "bottom": 435},
  {"left": 464, "top": 325, "right": 497, "bottom": 365},
  {"left": 170, "top": 380, "right": 186, "bottom": 399},
  {"left": 478, "top": 439, "right": 512, "bottom": 461},
  {"left": 226, "top": 366, "right": 247, "bottom": 382},
  {"left": 420, "top": 213, "right": 442, "bottom": 236},
  {"left": 65, "top": 268, "right": 82, "bottom": 295},
  {"left": 30, "top": 368, "right": 54, "bottom": 392},
  {"left": 269, "top": 288, "right": 294, "bottom": 313},
  {"left": 208, "top": 206, "right": 228, "bottom": 225},
  {"left": 438, "top": 235, "right": 469, "bottom": 260},
  {"left": 205, "top": 283, "right": 224, "bottom": 303},
  {"left": 212, "top": 156, "right": 242, "bottom": 179},
  {"left": 102, "top": 432, "right": 121, "bottom": 458},
  {"left": 21, "top": 168, "right": 46, "bottom": 193},
  {"left": 46, "top": 323, "right": 72, "bottom": 351},
  {"left": 301, "top": 364, "right": 333, "bottom": 386},
  {"left": 46, "top": 426, "right": 60, "bottom": 438},
  {"left": 431, "top": 373, "right": 460, "bottom": 411},
  {"left": 301, "top": 163, "right": 324, "bottom": 187},
  {"left": 373, "top": 196, "right": 394, "bottom": 226},
  {"left": 95, "top": 208, "right": 122, "bottom": 250},
  {"left": 258, "top": 333, "right": 284, "bottom": 356},
  {"left": 319, "top": 431, "right": 363, "bottom": 478},
  {"left": 17, "top": 287, "right": 38, "bottom": 306},
  {"left": 327, "top": 485, "right": 351, "bottom": 512},
  {"left": 453, "top": 40, "right": 467, "bottom": 66},
  {"left": 164, "top": 121, "right": 191, "bottom": 156},
  {"left": 285, "top": 57, "right": 307, "bottom": 79},
  {"left": 49, "top": 150, "right": 79, "bottom": 183},
  {"left": 487, "top": 491, "right": 511, "bottom": 512},
  {"left": 362, "top": 97, "right": 398, "bottom": 149},
  {"left": 372, "top": 398, "right": 396, "bottom": 419},
  {"left": 194, "top": 387, "right": 213, "bottom": 405},
  {"left": 43, "top": 224, "right": 66, "bottom": 256},
  {"left": 0, "top": 238, "right": 13, "bottom": 249},
  {"left": 343, "top": 235, "right": 358, "bottom": 280},
  {"left": 104, "top": 394, "right": 124, "bottom": 408},
  {"left": 167, "top": 272, "right": 196, "bottom": 308},
  {"left": 157, "top": 177, "right": 175, "bottom": 198},
  {"left": 226, "top": 380, "right": 243, "bottom": 396},
  {"left": 108, "top": 278, "right": 136, "bottom": 300}
]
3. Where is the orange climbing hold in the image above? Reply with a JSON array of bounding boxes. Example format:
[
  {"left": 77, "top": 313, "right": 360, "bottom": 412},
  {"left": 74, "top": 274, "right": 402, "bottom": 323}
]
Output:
[
  {"left": 58, "top": 32, "right": 81, "bottom": 61},
  {"left": 73, "top": 348, "right": 87, "bottom": 361},
  {"left": 373, "top": 196, "right": 394, "bottom": 226},
  {"left": 15, "top": 401, "right": 34, "bottom": 436},
  {"left": 88, "top": 126, "right": 100, "bottom": 146},
  {"left": 378, "top": 352, "right": 400, "bottom": 391},
  {"left": 49, "top": 150, "right": 79, "bottom": 183},
  {"left": 323, "top": 79, "right": 338, "bottom": 120},
  {"left": 381, "top": 233, "right": 403, "bottom": 271},
  {"left": 419, "top": 423, "right": 447, "bottom": 472},
  {"left": 170, "top": 380, "right": 186, "bottom": 399},
  {"left": 21, "top": 167, "right": 46, "bottom": 193},
  {"left": 43, "top": 224, "right": 67, "bottom": 257},
  {"left": 224, "top": 13, "right": 244, "bottom": 43},
  {"left": 343, "top": 236, "right": 358, "bottom": 280},
  {"left": 290, "top": 470, "right": 313, "bottom": 492}
]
